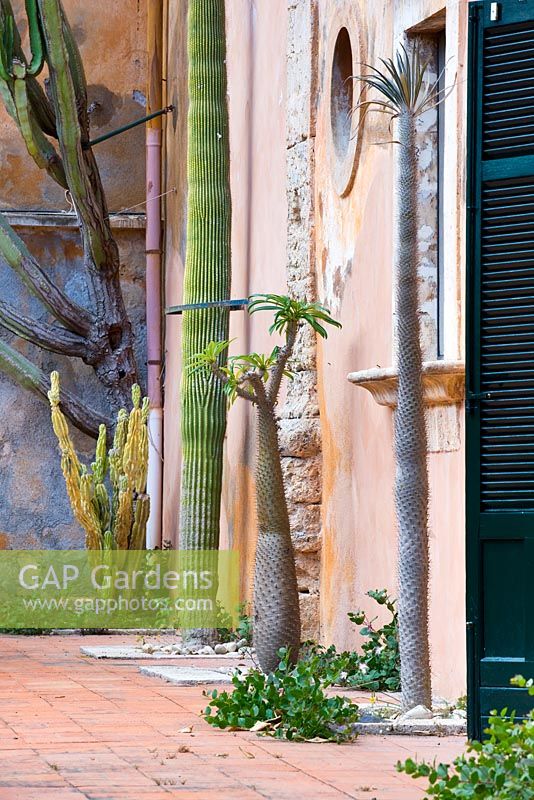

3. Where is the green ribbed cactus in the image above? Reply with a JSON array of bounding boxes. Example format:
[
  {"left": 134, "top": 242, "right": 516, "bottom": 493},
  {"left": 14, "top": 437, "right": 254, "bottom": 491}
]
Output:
[
  {"left": 0, "top": 1, "right": 44, "bottom": 79},
  {"left": 179, "top": 5, "right": 231, "bottom": 552},
  {"left": 48, "top": 372, "right": 150, "bottom": 550}
]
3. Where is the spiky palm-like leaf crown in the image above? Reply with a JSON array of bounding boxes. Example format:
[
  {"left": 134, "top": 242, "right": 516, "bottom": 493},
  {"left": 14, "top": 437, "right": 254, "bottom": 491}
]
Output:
[{"left": 355, "top": 44, "right": 446, "bottom": 120}]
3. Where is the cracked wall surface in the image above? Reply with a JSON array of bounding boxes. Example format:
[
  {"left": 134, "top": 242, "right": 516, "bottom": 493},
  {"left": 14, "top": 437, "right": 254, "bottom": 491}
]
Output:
[
  {"left": 283, "top": 0, "right": 322, "bottom": 640},
  {"left": 0, "top": 0, "right": 147, "bottom": 549}
]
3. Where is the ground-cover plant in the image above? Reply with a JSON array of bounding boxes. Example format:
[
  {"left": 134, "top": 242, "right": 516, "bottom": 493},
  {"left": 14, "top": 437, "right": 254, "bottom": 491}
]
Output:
[
  {"left": 190, "top": 294, "right": 341, "bottom": 673},
  {"left": 355, "top": 45, "right": 448, "bottom": 711},
  {"left": 48, "top": 371, "right": 149, "bottom": 549},
  {"left": 0, "top": 0, "right": 139, "bottom": 434},
  {"left": 304, "top": 589, "right": 401, "bottom": 691},
  {"left": 216, "top": 602, "right": 253, "bottom": 645},
  {"left": 398, "top": 676, "right": 534, "bottom": 798},
  {"left": 204, "top": 648, "right": 359, "bottom": 742}
]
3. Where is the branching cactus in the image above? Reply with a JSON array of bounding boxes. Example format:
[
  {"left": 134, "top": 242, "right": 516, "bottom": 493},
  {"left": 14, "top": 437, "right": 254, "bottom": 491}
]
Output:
[
  {"left": 190, "top": 295, "right": 341, "bottom": 673},
  {"left": 0, "top": 0, "right": 139, "bottom": 436},
  {"left": 48, "top": 372, "right": 150, "bottom": 550}
]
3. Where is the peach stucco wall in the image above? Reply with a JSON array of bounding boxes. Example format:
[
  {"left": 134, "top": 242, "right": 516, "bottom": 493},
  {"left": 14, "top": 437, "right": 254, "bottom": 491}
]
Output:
[
  {"left": 163, "top": 0, "right": 468, "bottom": 700},
  {"left": 163, "top": 0, "right": 288, "bottom": 597},
  {"left": 0, "top": 0, "right": 146, "bottom": 212},
  {"left": 315, "top": 0, "right": 468, "bottom": 700}
]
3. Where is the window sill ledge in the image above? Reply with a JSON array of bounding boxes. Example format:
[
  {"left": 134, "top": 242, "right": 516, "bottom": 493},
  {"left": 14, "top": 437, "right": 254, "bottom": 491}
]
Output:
[
  {"left": 347, "top": 360, "right": 465, "bottom": 409},
  {"left": 2, "top": 210, "right": 146, "bottom": 230}
]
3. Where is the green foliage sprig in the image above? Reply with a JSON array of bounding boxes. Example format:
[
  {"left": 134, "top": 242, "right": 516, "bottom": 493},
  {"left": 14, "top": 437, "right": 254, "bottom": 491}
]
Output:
[
  {"left": 304, "top": 589, "right": 400, "bottom": 692},
  {"left": 247, "top": 293, "right": 342, "bottom": 338},
  {"left": 188, "top": 294, "right": 341, "bottom": 407},
  {"left": 215, "top": 601, "right": 253, "bottom": 644},
  {"left": 398, "top": 676, "right": 534, "bottom": 799},
  {"left": 204, "top": 648, "right": 359, "bottom": 742}
]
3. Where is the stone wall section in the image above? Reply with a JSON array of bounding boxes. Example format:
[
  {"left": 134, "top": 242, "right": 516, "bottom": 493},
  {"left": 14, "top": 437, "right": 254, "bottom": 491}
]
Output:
[{"left": 280, "top": 0, "right": 321, "bottom": 640}]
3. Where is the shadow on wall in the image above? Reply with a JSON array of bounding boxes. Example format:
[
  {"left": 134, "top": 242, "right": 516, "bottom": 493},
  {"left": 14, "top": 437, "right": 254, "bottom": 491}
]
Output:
[{"left": 0, "top": 226, "right": 146, "bottom": 550}]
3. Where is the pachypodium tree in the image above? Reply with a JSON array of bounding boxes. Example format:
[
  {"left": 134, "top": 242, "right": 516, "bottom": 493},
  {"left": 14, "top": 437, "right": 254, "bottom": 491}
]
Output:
[
  {"left": 0, "top": 0, "right": 138, "bottom": 436},
  {"left": 48, "top": 371, "right": 150, "bottom": 550},
  {"left": 190, "top": 295, "right": 341, "bottom": 673},
  {"left": 179, "top": 0, "right": 232, "bottom": 641},
  {"left": 356, "top": 46, "right": 444, "bottom": 710}
]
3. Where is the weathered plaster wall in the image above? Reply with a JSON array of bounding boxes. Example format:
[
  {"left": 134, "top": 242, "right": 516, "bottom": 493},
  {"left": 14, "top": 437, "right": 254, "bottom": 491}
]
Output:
[
  {"left": 281, "top": 0, "right": 323, "bottom": 639},
  {"left": 162, "top": 0, "right": 467, "bottom": 699},
  {"left": 162, "top": 0, "right": 288, "bottom": 596},
  {"left": 0, "top": 225, "right": 146, "bottom": 549},
  {"left": 315, "top": 0, "right": 467, "bottom": 699},
  {"left": 0, "top": 0, "right": 147, "bottom": 212},
  {"left": 0, "top": 2, "right": 147, "bottom": 549}
]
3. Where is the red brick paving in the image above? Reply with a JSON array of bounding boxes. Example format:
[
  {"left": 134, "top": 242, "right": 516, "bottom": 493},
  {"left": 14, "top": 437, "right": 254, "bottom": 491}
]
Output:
[{"left": 0, "top": 634, "right": 464, "bottom": 799}]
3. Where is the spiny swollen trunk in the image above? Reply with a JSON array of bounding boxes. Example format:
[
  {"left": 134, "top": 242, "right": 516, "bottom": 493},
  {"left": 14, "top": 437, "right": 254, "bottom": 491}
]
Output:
[
  {"left": 253, "top": 402, "right": 301, "bottom": 673},
  {"left": 179, "top": 0, "right": 231, "bottom": 643},
  {"left": 395, "top": 112, "right": 431, "bottom": 710}
]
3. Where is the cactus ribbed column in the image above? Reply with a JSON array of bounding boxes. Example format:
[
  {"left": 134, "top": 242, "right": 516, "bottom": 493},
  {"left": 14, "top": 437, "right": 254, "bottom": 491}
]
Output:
[{"left": 179, "top": 0, "right": 231, "bottom": 562}]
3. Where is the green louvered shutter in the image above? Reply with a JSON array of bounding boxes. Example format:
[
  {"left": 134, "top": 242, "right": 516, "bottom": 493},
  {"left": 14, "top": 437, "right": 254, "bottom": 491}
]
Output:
[{"left": 467, "top": 0, "right": 534, "bottom": 740}]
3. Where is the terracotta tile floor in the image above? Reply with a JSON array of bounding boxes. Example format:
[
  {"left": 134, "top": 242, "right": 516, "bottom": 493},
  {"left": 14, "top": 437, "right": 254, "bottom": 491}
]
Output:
[{"left": 0, "top": 634, "right": 464, "bottom": 799}]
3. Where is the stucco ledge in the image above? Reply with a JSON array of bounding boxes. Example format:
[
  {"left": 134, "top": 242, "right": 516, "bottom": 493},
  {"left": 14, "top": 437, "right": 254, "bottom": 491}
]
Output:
[{"left": 347, "top": 360, "right": 465, "bottom": 408}]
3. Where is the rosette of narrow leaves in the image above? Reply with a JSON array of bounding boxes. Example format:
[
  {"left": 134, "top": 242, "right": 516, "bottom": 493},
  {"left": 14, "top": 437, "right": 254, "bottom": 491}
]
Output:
[
  {"left": 188, "top": 342, "right": 293, "bottom": 406},
  {"left": 354, "top": 45, "right": 443, "bottom": 123},
  {"left": 248, "top": 293, "right": 342, "bottom": 339}
]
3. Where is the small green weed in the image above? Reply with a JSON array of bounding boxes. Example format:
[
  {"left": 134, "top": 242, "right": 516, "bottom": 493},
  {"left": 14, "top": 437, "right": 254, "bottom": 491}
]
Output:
[
  {"left": 215, "top": 601, "right": 252, "bottom": 644},
  {"left": 398, "top": 676, "right": 534, "bottom": 799},
  {"left": 304, "top": 589, "right": 400, "bottom": 692}
]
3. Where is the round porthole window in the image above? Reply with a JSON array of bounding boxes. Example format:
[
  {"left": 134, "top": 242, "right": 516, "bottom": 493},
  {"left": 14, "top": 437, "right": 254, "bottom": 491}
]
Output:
[
  {"left": 325, "top": 5, "right": 363, "bottom": 197},
  {"left": 330, "top": 27, "right": 353, "bottom": 161}
]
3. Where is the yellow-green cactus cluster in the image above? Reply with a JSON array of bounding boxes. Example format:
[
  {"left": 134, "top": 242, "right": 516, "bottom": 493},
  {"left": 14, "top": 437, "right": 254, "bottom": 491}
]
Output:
[{"left": 48, "top": 372, "right": 150, "bottom": 550}]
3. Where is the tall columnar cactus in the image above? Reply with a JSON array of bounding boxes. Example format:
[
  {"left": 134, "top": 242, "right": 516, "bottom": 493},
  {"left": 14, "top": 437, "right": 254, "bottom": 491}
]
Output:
[
  {"left": 0, "top": 0, "right": 139, "bottom": 436},
  {"left": 48, "top": 372, "right": 150, "bottom": 549},
  {"left": 356, "top": 46, "right": 444, "bottom": 711},
  {"left": 179, "top": 2, "right": 231, "bottom": 552},
  {"left": 191, "top": 295, "right": 341, "bottom": 673}
]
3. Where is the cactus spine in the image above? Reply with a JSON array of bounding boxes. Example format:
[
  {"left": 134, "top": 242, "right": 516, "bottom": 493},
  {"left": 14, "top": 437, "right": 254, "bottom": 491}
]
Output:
[
  {"left": 179, "top": 0, "right": 231, "bottom": 556},
  {"left": 48, "top": 372, "right": 150, "bottom": 549}
]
